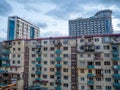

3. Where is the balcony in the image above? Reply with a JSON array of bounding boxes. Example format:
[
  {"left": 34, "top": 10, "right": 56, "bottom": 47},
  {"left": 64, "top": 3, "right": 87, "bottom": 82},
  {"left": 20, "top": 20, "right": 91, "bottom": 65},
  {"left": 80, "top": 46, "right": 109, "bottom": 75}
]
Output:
[
  {"left": 36, "top": 51, "right": 41, "bottom": 54},
  {"left": 55, "top": 50, "right": 62, "bottom": 54},
  {"left": 36, "top": 57, "right": 42, "bottom": 62},
  {"left": 0, "top": 83, "right": 7, "bottom": 87},
  {"left": 112, "top": 50, "right": 119, "bottom": 55},
  {"left": 94, "top": 57, "right": 103, "bottom": 60},
  {"left": 113, "top": 74, "right": 120, "bottom": 79},
  {"left": 87, "top": 80, "right": 94, "bottom": 85},
  {"left": 112, "top": 57, "right": 120, "bottom": 61},
  {"left": 36, "top": 71, "right": 42, "bottom": 75},
  {"left": 1, "top": 64, "right": 10, "bottom": 67},
  {"left": 55, "top": 86, "right": 61, "bottom": 90},
  {"left": 87, "top": 73, "right": 94, "bottom": 77},
  {"left": 36, "top": 64, "right": 42, "bottom": 68},
  {"left": 55, "top": 57, "right": 62, "bottom": 61},
  {"left": 36, "top": 45, "right": 42, "bottom": 48},
  {"left": 2, "top": 50, "right": 11, "bottom": 55},
  {"left": 1, "top": 57, "right": 9, "bottom": 61},
  {"left": 56, "top": 71, "right": 61, "bottom": 76},
  {"left": 87, "top": 65, "right": 94, "bottom": 69},
  {"left": 35, "top": 78, "right": 42, "bottom": 81},
  {"left": 56, "top": 79, "right": 61, "bottom": 83},
  {"left": 0, "top": 70, "right": 7, "bottom": 73},
  {"left": 113, "top": 65, "right": 120, "bottom": 70},
  {"left": 113, "top": 82, "right": 120, "bottom": 88},
  {"left": 55, "top": 64, "right": 62, "bottom": 68}
]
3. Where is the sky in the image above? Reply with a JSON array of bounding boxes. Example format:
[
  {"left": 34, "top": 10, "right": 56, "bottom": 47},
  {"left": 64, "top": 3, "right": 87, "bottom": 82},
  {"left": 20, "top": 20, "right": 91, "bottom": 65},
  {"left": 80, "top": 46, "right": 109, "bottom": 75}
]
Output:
[{"left": 0, "top": 0, "right": 120, "bottom": 41}]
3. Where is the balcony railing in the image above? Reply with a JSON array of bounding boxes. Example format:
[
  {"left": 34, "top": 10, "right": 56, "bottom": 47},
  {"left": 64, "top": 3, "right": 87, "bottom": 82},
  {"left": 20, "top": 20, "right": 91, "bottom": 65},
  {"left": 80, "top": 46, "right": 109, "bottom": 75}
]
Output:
[
  {"left": 36, "top": 71, "right": 42, "bottom": 75},
  {"left": 87, "top": 73, "right": 94, "bottom": 77},
  {"left": 112, "top": 57, "right": 120, "bottom": 61},
  {"left": 87, "top": 80, "right": 94, "bottom": 85},
  {"left": 87, "top": 65, "right": 94, "bottom": 69},
  {"left": 55, "top": 50, "right": 62, "bottom": 54},
  {"left": 113, "top": 74, "right": 120, "bottom": 79},
  {"left": 113, "top": 82, "right": 120, "bottom": 88},
  {"left": 36, "top": 64, "right": 42, "bottom": 68},
  {"left": 36, "top": 57, "right": 42, "bottom": 62},
  {"left": 113, "top": 65, "right": 120, "bottom": 70},
  {"left": 55, "top": 57, "right": 62, "bottom": 61},
  {"left": 55, "top": 86, "right": 61, "bottom": 90},
  {"left": 55, "top": 64, "right": 62, "bottom": 68}
]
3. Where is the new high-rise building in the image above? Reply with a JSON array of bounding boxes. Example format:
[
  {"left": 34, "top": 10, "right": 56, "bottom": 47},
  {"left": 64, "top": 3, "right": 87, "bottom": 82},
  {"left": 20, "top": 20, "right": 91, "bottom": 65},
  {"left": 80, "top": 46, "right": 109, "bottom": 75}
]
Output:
[
  {"left": 1, "top": 34, "right": 120, "bottom": 90},
  {"left": 7, "top": 16, "right": 40, "bottom": 40},
  {"left": 69, "top": 10, "right": 113, "bottom": 36}
]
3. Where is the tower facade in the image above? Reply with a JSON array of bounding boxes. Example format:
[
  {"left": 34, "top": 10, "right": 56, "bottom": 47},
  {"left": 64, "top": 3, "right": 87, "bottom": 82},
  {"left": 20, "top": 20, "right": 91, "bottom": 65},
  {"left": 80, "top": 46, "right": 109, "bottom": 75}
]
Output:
[{"left": 69, "top": 10, "right": 113, "bottom": 36}]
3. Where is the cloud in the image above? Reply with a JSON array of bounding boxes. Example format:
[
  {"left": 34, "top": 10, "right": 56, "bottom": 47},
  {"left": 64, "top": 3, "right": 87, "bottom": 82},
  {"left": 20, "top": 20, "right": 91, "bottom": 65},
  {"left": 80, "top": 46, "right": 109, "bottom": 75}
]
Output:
[
  {"left": 0, "top": 0, "right": 12, "bottom": 16},
  {"left": 117, "top": 23, "right": 120, "bottom": 28},
  {"left": 36, "top": 22, "right": 48, "bottom": 29}
]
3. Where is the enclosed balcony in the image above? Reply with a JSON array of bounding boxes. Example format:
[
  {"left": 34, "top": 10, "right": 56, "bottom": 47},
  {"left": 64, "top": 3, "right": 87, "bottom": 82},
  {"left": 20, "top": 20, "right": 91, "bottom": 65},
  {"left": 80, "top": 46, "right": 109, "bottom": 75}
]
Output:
[
  {"left": 113, "top": 65, "right": 120, "bottom": 70},
  {"left": 35, "top": 78, "right": 42, "bottom": 81},
  {"left": 113, "top": 74, "right": 120, "bottom": 79},
  {"left": 36, "top": 64, "right": 42, "bottom": 68},
  {"left": 36, "top": 45, "right": 42, "bottom": 48},
  {"left": 1, "top": 64, "right": 10, "bottom": 67},
  {"left": 113, "top": 82, "right": 120, "bottom": 88},
  {"left": 55, "top": 50, "right": 62, "bottom": 54},
  {"left": 87, "top": 65, "right": 94, "bottom": 69},
  {"left": 87, "top": 73, "right": 94, "bottom": 77},
  {"left": 36, "top": 57, "right": 42, "bottom": 62},
  {"left": 0, "top": 70, "right": 7, "bottom": 73},
  {"left": 87, "top": 80, "right": 94, "bottom": 85},
  {"left": 36, "top": 70, "right": 42, "bottom": 75},
  {"left": 55, "top": 57, "right": 62, "bottom": 61},
  {"left": 56, "top": 71, "right": 61, "bottom": 76},
  {"left": 2, "top": 50, "right": 11, "bottom": 55},
  {"left": 55, "top": 64, "right": 62, "bottom": 68},
  {"left": 1, "top": 57, "right": 9, "bottom": 61},
  {"left": 56, "top": 79, "right": 61, "bottom": 83},
  {"left": 112, "top": 57, "right": 120, "bottom": 61},
  {"left": 55, "top": 86, "right": 61, "bottom": 90},
  {"left": 112, "top": 50, "right": 119, "bottom": 55}
]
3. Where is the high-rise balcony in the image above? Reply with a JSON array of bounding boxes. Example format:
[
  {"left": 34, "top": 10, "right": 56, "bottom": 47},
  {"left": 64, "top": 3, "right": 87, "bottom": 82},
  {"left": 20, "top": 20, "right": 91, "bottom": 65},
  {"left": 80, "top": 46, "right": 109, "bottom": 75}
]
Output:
[
  {"left": 35, "top": 78, "right": 42, "bottom": 81},
  {"left": 36, "top": 57, "right": 42, "bottom": 62},
  {"left": 1, "top": 64, "right": 10, "bottom": 67},
  {"left": 56, "top": 71, "right": 61, "bottom": 76},
  {"left": 36, "top": 70, "right": 42, "bottom": 75},
  {"left": 55, "top": 86, "right": 61, "bottom": 90},
  {"left": 55, "top": 57, "right": 62, "bottom": 61},
  {"left": 56, "top": 79, "right": 61, "bottom": 83},
  {"left": 36, "top": 45, "right": 42, "bottom": 48},
  {"left": 0, "top": 70, "right": 7, "bottom": 73},
  {"left": 113, "top": 74, "right": 120, "bottom": 79},
  {"left": 113, "top": 65, "right": 120, "bottom": 70},
  {"left": 87, "top": 65, "right": 94, "bottom": 69},
  {"left": 1, "top": 57, "right": 9, "bottom": 61},
  {"left": 36, "top": 64, "right": 42, "bottom": 68},
  {"left": 36, "top": 51, "right": 41, "bottom": 54},
  {"left": 113, "top": 82, "right": 120, "bottom": 88},
  {"left": 2, "top": 50, "right": 11, "bottom": 55},
  {"left": 55, "top": 64, "right": 62, "bottom": 68},
  {"left": 87, "top": 80, "right": 94, "bottom": 85},
  {"left": 87, "top": 73, "right": 94, "bottom": 77},
  {"left": 112, "top": 57, "right": 120, "bottom": 61},
  {"left": 55, "top": 50, "right": 62, "bottom": 54},
  {"left": 112, "top": 50, "right": 119, "bottom": 55}
]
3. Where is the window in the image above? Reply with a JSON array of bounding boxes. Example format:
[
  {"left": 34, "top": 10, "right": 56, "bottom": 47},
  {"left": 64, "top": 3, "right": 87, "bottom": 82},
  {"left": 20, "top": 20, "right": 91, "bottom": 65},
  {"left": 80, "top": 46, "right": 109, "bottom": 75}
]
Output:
[
  {"left": 95, "top": 46, "right": 100, "bottom": 49},
  {"left": 50, "top": 61, "right": 54, "bottom": 65},
  {"left": 104, "top": 53, "right": 110, "bottom": 58},
  {"left": 44, "top": 47, "right": 48, "bottom": 51},
  {"left": 43, "top": 75, "right": 47, "bottom": 78},
  {"left": 105, "top": 78, "right": 111, "bottom": 82},
  {"left": 63, "top": 68, "right": 68, "bottom": 72},
  {"left": 81, "top": 86, "right": 84, "bottom": 89},
  {"left": 32, "top": 48, "right": 35, "bottom": 51},
  {"left": 80, "top": 54, "right": 83, "bottom": 57},
  {"left": 13, "top": 54, "right": 15, "bottom": 57},
  {"left": 95, "top": 62, "right": 101, "bottom": 65},
  {"left": 81, "top": 69, "right": 84, "bottom": 73},
  {"left": 18, "top": 48, "right": 21, "bottom": 51},
  {"left": 63, "top": 61, "right": 68, "bottom": 65},
  {"left": 18, "top": 42, "right": 21, "bottom": 45},
  {"left": 50, "top": 82, "right": 54, "bottom": 86},
  {"left": 44, "top": 61, "right": 47, "bottom": 64},
  {"left": 96, "top": 85, "right": 102, "bottom": 90},
  {"left": 104, "top": 61, "right": 110, "bottom": 65},
  {"left": 32, "top": 67, "right": 35, "bottom": 71},
  {"left": 88, "top": 70, "right": 92, "bottom": 73},
  {"left": 17, "top": 54, "right": 20, "bottom": 58},
  {"left": 63, "top": 83, "right": 68, "bottom": 87},
  {"left": 31, "top": 74, "right": 35, "bottom": 77},
  {"left": 63, "top": 47, "right": 68, "bottom": 50},
  {"left": 80, "top": 39, "right": 84, "bottom": 42},
  {"left": 50, "top": 75, "right": 54, "bottom": 79},
  {"left": 44, "top": 68, "right": 47, "bottom": 71},
  {"left": 64, "top": 76, "right": 68, "bottom": 80},
  {"left": 104, "top": 45, "right": 109, "bottom": 50},
  {"left": 63, "top": 54, "right": 68, "bottom": 58},
  {"left": 18, "top": 61, "right": 20, "bottom": 64},
  {"left": 50, "top": 54, "right": 54, "bottom": 58},
  {"left": 32, "top": 61, "right": 35, "bottom": 64},
  {"left": 96, "top": 77, "right": 101, "bottom": 81},
  {"left": 105, "top": 69, "right": 111, "bottom": 74},
  {"left": 43, "top": 54, "right": 47, "bottom": 57},
  {"left": 13, "top": 48, "right": 15, "bottom": 51},
  {"left": 32, "top": 54, "right": 35, "bottom": 57},
  {"left": 95, "top": 38, "right": 99, "bottom": 42},
  {"left": 50, "top": 68, "right": 54, "bottom": 72},
  {"left": 43, "top": 41, "right": 47, "bottom": 44},
  {"left": 87, "top": 54, "right": 91, "bottom": 57},
  {"left": 105, "top": 86, "right": 111, "bottom": 90},
  {"left": 80, "top": 77, "right": 85, "bottom": 81},
  {"left": 103, "top": 37, "right": 110, "bottom": 43},
  {"left": 13, "top": 61, "right": 15, "bottom": 64},
  {"left": 50, "top": 47, "right": 54, "bottom": 51}
]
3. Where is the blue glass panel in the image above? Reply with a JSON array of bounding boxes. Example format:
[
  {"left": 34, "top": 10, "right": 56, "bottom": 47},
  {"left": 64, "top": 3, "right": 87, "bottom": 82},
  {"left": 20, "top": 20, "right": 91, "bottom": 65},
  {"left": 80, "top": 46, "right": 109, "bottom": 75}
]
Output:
[{"left": 30, "top": 27, "right": 35, "bottom": 38}]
